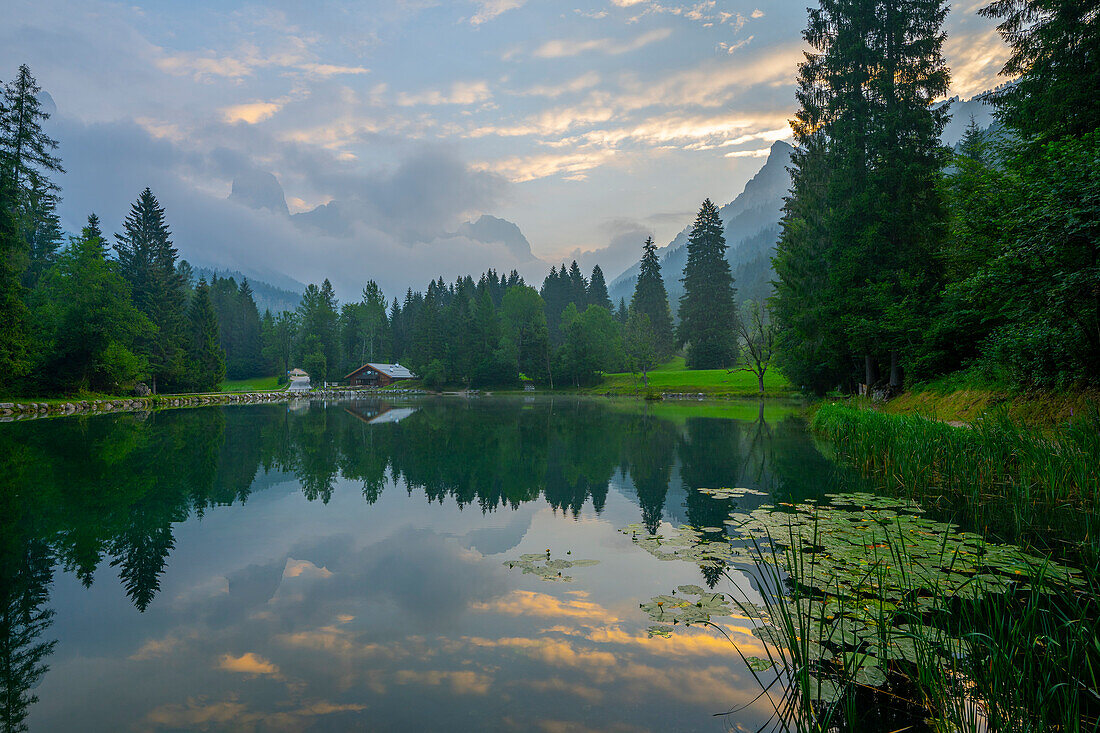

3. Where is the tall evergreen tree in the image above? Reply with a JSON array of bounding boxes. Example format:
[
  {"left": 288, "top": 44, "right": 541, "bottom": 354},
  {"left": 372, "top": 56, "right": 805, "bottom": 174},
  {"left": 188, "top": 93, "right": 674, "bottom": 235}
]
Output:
[
  {"left": 0, "top": 65, "right": 63, "bottom": 194},
  {"left": 567, "top": 260, "right": 588, "bottom": 309},
  {"left": 0, "top": 161, "right": 29, "bottom": 380},
  {"left": 774, "top": 0, "right": 949, "bottom": 391},
  {"left": 186, "top": 279, "right": 225, "bottom": 391},
  {"left": 30, "top": 213, "right": 151, "bottom": 392},
  {"left": 587, "top": 265, "right": 612, "bottom": 310},
  {"left": 630, "top": 236, "right": 675, "bottom": 359},
  {"left": 114, "top": 188, "right": 187, "bottom": 393},
  {"left": 677, "top": 200, "right": 737, "bottom": 368}
]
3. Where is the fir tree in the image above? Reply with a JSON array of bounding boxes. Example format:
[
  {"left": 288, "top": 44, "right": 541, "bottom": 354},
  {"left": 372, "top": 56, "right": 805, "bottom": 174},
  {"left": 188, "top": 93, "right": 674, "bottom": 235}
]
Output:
[
  {"left": 587, "top": 265, "right": 612, "bottom": 310},
  {"left": 630, "top": 236, "right": 675, "bottom": 359},
  {"left": 114, "top": 188, "right": 187, "bottom": 393},
  {"left": 677, "top": 200, "right": 737, "bottom": 368}
]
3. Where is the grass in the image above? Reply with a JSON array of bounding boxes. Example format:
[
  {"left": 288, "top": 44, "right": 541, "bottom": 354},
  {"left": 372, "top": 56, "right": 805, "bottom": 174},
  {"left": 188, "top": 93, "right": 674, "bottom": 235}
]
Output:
[
  {"left": 217, "top": 375, "right": 284, "bottom": 393},
  {"left": 568, "top": 359, "right": 793, "bottom": 397}
]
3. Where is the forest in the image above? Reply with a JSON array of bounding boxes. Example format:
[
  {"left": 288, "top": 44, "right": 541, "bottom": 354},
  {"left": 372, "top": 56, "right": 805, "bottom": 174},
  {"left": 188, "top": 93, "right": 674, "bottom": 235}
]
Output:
[{"left": 0, "top": 0, "right": 1096, "bottom": 398}]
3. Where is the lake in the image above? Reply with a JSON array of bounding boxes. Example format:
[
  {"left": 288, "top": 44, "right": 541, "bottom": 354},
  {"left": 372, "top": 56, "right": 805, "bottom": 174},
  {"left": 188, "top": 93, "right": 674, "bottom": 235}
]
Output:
[{"left": 1, "top": 396, "right": 864, "bottom": 732}]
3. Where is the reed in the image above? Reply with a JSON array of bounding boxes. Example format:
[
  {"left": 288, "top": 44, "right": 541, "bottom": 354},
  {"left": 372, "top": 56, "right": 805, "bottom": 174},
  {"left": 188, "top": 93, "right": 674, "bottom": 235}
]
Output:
[{"left": 811, "top": 403, "right": 1100, "bottom": 549}]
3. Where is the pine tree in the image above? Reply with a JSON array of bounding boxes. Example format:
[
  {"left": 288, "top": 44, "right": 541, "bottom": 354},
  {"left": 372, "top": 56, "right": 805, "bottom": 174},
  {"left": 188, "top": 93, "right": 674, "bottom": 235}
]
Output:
[
  {"left": 186, "top": 279, "right": 225, "bottom": 392},
  {"left": 19, "top": 178, "right": 62, "bottom": 289},
  {"left": 616, "top": 297, "right": 629, "bottom": 324},
  {"left": 677, "top": 200, "right": 737, "bottom": 368},
  {"left": 630, "top": 236, "right": 675, "bottom": 359},
  {"left": 587, "top": 265, "right": 612, "bottom": 310},
  {"left": 114, "top": 188, "right": 187, "bottom": 393}
]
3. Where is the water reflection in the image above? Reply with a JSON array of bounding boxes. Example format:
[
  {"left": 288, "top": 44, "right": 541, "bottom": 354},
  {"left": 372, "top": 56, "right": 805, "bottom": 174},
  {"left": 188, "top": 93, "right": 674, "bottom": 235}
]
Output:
[{"left": 0, "top": 397, "right": 858, "bottom": 731}]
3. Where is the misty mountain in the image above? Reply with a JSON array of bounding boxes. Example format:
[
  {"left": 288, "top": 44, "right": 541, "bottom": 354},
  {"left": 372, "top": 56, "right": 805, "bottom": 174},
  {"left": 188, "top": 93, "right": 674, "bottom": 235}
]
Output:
[
  {"left": 189, "top": 266, "right": 304, "bottom": 314},
  {"left": 608, "top": 93, "right": 997, "bottom": 316},
  {"left": 455, "top": 214, "right": 536, "bottom": 262},
  {"left": 609, "top": 139, "right": 794, "bottom": 313},
  {"left": 228, "top": 169, "right": 536, "bottom": 271},
  {"left": 229, "top": 171, "right": 290, "bottom": 216}
]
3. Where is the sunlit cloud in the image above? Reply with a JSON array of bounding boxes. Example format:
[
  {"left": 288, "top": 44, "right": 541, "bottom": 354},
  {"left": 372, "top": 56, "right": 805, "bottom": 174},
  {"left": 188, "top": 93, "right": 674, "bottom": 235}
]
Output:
[
  {"left": 532, "top": 27, "right": 672, "bottom": 58},
  {"left": 398, "top": 80, "right": 493, "bottom": 106},
  {"left": 472, "top": 589, "right": 618, "bottom": 620},
  {"left": 470, "top": 0, "right": 527, "bottom": 25},
  {"left": 218, "top": 652, "right": 281, "bottom": 676},
  {"left": 222, "top": 100, "right": 284, "bottom": 124}
]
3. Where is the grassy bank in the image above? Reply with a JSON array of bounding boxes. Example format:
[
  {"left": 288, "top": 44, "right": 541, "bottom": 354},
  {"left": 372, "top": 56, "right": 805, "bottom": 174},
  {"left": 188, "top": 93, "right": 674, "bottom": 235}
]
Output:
[
  {"left": 218, "top": 375, "right": 285, "bottom": 392},
  {"left": 567, "top": 357, "right": 793, "bottom": 397},
  {"left": 876, "top": 377, "right": 1100, "bottom": 427}
]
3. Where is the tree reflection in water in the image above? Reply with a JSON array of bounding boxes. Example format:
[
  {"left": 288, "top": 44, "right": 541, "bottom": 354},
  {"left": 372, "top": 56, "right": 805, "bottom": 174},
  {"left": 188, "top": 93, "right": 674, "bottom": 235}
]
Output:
[{"left": 0, "top": 397, "right": 854, "bottom": 726}]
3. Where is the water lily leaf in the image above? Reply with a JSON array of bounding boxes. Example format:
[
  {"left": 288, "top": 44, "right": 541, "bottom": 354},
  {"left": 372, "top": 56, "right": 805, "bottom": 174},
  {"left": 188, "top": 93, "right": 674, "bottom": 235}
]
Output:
[{"left": 746, "top": 657, "right": 774, "bottom": 672}]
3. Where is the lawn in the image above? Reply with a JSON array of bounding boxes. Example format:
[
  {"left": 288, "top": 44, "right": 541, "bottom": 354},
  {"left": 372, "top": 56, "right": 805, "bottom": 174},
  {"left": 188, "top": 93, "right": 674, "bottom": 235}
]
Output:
[
  {"left": 572, "top": 360, "right": 794, "bottom": 397},
  {"left": 218, "top": 375, "right": 284, "bottom": 393}
]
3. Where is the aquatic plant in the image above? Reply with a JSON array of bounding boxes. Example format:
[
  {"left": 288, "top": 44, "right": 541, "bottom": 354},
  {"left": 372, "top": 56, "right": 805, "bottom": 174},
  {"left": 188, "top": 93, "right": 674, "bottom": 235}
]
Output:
[
  {"left": 502, "top": 550, "right": 598, "bottom": 581},
  {"left": 628, "top": 492, "right": 1097, "bottom": 730}
]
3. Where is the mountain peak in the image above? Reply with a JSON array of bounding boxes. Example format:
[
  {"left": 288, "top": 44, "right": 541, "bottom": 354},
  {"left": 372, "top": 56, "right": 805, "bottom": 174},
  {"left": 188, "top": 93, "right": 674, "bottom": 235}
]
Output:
[
  {"left": 456, "top": 214, "right": 535, "bottom": 262},
  {"left": 229, "top": 170, "right": 290, "bottom": 217}
]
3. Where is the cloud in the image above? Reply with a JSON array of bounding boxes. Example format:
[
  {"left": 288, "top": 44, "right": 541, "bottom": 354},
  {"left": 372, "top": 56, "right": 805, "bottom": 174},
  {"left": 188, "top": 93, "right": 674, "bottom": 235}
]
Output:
[
  {"left": 218, "top": 652, "right": 281, "bottom": 676},
  {"left": 532, "top": 28, "right": 672, "bottom": 58},
  {"left": 470, "top": 0, "right": 526, "bottom": 25},
  {"left": 397, "top": 80, "right": 493, "bottom": 106},
  {"left": 222, "top": 100, "right": 284, "bottom": 124},
  {"left": 516, "top": 72, "right": 602, "bottom": 98}
]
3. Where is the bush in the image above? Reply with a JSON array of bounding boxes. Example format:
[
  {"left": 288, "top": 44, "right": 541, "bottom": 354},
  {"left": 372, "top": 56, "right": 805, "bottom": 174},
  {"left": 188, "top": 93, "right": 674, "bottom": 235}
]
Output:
[{"left": 421, "top": 359, "right": 447, "bottom": 389}]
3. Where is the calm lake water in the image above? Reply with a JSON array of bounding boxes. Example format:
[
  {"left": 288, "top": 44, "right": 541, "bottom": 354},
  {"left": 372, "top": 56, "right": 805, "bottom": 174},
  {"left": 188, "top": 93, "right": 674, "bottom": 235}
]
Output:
[{"left": 1, "top": 396, "right": 862, "bottom": 732}]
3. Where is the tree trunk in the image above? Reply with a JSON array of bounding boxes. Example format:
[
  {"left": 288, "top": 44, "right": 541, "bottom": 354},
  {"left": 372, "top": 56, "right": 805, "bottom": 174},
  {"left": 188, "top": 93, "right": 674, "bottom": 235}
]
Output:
[
  {"left": 864, "top": 355, "right": 879, "bottom": 390},
  {"left": 889, "top": 350, "right": 902, "bottom": 390},
  {"left": 758, "top": 372, "right": 765, "bottom": 395}
]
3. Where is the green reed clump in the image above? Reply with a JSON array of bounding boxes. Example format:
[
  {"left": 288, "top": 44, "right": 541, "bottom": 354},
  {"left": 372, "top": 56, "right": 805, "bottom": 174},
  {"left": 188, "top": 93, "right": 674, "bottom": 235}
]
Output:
[{"left": 811, "top": 404, "right": 1100, "bottom": 545}]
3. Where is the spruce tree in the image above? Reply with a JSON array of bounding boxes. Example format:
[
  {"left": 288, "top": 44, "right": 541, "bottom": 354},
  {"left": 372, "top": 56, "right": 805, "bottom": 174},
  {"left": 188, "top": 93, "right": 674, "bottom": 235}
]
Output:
[
  {"left": 980, "top": 0, "right": 1100, "bottom": 140},
  {"left": 774, "top": 0, "right": 949, "bottom": 391},
  {"left": 0, "top": 65, "right": 63, "bottom": 194},
  {"left": 115, "top": 188, "right": 186, "bottom": 393},
  {"left": 587, "top": 265, "right": 612, "bottom": 310},
  {"left": 0, "top": 164, "right": 29, "bottom": 379},
  {"left": 677, "top": 200, "right": 737, "bottom": 368},
  {"left": 187, "top": 279, "right": 225, "bottom": 391},
  {"left": 630, "top": 236, "right": 675, "bottom": 359},
  {"left": 567, "top": 260, "right": 588, "bottom": 309}
]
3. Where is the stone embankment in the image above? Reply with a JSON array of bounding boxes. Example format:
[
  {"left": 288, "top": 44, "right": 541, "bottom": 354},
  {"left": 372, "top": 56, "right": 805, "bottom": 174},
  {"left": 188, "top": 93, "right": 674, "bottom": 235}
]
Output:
[{"left": 0, "top": 387, "right": 425, "bottom": 422}]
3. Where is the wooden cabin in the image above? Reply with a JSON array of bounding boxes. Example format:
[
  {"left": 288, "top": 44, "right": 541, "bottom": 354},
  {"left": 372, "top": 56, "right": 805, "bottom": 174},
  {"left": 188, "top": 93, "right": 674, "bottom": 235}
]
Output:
[{"left": 344, "top": 362, "right": 416, "bottom": 387}]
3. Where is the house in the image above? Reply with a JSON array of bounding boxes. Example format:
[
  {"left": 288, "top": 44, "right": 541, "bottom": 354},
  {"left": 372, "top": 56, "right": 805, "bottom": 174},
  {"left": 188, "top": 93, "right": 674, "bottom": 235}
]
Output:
[
  {"left": 288, "top": 368, "right": 308, "bottom": 378},
  {"left": 344, "top": 362, "right": 416, "bottom": 387}
]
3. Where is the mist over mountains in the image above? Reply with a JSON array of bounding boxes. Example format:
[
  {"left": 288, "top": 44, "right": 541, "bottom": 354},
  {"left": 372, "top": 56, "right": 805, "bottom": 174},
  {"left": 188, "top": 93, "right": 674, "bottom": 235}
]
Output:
[{"left": 607, "top": 93, "right": 995, "bottom": 314}]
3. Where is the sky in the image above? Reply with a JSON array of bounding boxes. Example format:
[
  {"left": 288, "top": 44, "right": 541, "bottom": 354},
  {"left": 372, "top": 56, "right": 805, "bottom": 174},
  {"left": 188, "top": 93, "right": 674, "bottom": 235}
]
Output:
[{"left": 1, "top": 0, "right": 1007, "bottom": 299}]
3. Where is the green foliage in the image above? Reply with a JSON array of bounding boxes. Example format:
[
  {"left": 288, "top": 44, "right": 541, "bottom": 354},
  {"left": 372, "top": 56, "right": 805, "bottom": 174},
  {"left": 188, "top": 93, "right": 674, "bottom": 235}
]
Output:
[
  {"left": 114, "top": 188, "right": 188, "bottom": 393},
  {"left": 623, "top": 309, "right": 658, "bottom": 386},
  {"left": 980, "top": 0, "right": 1100, "bottom": 140},
  {"left": 556, "top": 305, "right": 624, "bottom": 387},
  {"left": 184, "top": 279, "right": 226, "bottom": 392},
  {"left": 29, "top": 215, "right": 152, "bottom": 393},
  {"left": 295, "top": 280, "right": 340, "bottom": 378},
  {"left": 678, "top": 199, "right": 738, "bottom": 369},
  {"left": 420, "top": 358, "right": 447, "bottom": 388},
  {"left": 587, "top": 264, "right": 612, "bottom": 310},
  {"left": 301, "top": 352, "right": 327, "bottom": 386},
  {"left": 774, "top": 0, "right": 950, "bottom": 392},
  {"left": 208, "top": 276, "right": 264, "bottom": 380},
  {"left": 501, "top": 285, "right": 550, "bottom": 383}
]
